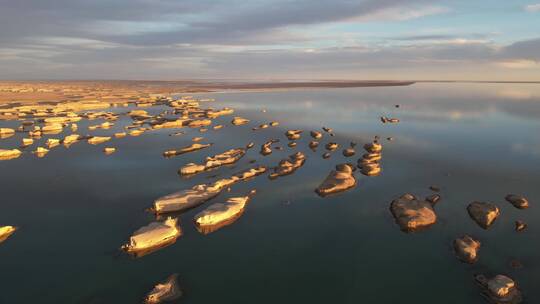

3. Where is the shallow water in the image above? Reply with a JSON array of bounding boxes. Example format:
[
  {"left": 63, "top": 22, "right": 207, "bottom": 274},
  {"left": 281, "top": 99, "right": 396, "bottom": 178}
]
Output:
[{"left": 0, "top": 83, "right": 539, "bottom": 303}]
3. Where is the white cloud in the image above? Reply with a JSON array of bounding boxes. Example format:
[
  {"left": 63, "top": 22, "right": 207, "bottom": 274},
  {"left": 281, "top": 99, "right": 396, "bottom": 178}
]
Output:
[
  {"left": 525, "top": 4, "right": 540, "bottom": 12},
  {"left": 350, "top": 5, "right": 450, "bottom": 22}
]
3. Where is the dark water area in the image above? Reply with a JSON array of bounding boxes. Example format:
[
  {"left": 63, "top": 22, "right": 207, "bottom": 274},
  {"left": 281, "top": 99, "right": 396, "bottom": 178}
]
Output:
[{"left": 0, "top": 83, "right": 539, "bottom": 303}]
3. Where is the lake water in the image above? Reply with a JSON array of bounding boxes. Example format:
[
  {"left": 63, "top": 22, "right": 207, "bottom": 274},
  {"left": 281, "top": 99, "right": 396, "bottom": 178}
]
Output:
[{"left": 0, "top": 83, "right": 539, "bottom": 303}]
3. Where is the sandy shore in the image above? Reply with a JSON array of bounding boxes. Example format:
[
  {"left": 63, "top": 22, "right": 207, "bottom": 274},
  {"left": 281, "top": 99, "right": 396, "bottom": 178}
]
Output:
[{"left": 0, "top": 80, "right": 415, "bottom": 106}]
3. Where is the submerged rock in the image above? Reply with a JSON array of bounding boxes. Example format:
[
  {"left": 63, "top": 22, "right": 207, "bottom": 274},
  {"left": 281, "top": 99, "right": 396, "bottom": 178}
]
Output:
[
  {"left": 505, "top": 194, "right": 529, "bottom": 209},
  {"left": 0, "top": 226, "right": 17, "bottom": 243},
  {"left": 315, "top": 164, "right": 356, "bottom": 197},
  {"left": 122, "top": 217, "right": 181, "bottom": 255},
  {"left": 453, "top": 235, "right": 481, "bottom": 264},
  {"left": 269, "top": 152, "right": 306, "bottom": 179},
  {"left": 194, "top": 191, "right": 256, "bottom": 234},
  {"left": 87, "top": 136, "right": 111, "bottom": 145},
  {"left": 390, "top": 194, "right": 437, "bottom": 232},
  {"left": 515, "top": 220, "right": 527, "bottom": 232},
  {"left": 179, "top": 147, "right": 246, "bottom": 175},
  {"left": 0, "top": 149, "right": 22, "bottom": 160},
  {"left": 145, "top": 274, "right": 182, "bottom": 304},
  {"left": 467, "top": 202, "right": 500, "bottom": 229},
  {"left": 163, "top": 143, "right": 212, "bottom": 157},
  {"left": 475, "top": 274, "right": 522, "bottom": 304}
]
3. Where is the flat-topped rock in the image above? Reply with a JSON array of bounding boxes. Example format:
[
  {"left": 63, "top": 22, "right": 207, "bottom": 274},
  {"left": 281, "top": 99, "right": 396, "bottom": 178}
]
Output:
[
  {"left": 179, "top": 147, "right": 246, "bottom": 175},
  {"left": 467, "top": 202, "right": 500, "bottom": 229},
  {"left": 121, "top": 217, "right": 181, "bottom": 254},
  {"left": 163, "top": 143, "right": 212, "bottom": 157},
  {"left": 453, "top": 235, "right": 480, "bottom": 264},
  {"left": 505, "top": 194, "right": 529, "bottom": 209},
  {"left": 231, "top": 116, "right": 249, "bottom": 125},
  {"left": 390, "top": 194, "right": 437, "bottom": 232},
  {"left": 286, "top": 130, "right": 302, "bottom": 140},
  {"left": 87, "top": 136, "right": 111, "bottom": 145},
  {"left": 315, "top": 164, "right": 356, "bottom": 197},
  {"left": 0, "top": 149, "right": 22, "bottom": 160},
  {"left": 194, "top": 191, "right": 255, "bottom": 234}
]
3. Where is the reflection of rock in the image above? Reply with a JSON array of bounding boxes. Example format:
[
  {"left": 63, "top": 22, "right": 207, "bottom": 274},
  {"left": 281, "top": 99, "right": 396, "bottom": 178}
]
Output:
[
  {"left": 0, "top": 149, "right": 22, "bottom": 160},
  {"left": 0, "top": 226, "right": 17, "bottom": 243},
  {"left": 269, "top": 152, "right": 306, "bottom": 179},
  {"left": 390, "top": 194, "right": 437, "bottom": 232},
  {"left": 153, "top": 166, "right": 266, "bottom": 213},
  {"left": 453, "top": 235, "right": 481, "bottom": 264},
  {"left": 121, "top": 217, "right": 181, "bottom": 255},
  {"left": 195, "top": 191, "right": 255, "bottom": 234},
  {"left": 505, "top": 194, "right": 529, "bottom": 209},
  {"left": 163, "top": 143, "right": 212, "bottom": 157},
  {"left": 315, "top": 164, "right": 356, "bottom": 197},
  {"left": 286, "top": 130, "right": 303, "bottom": 140},
  {"left": 145, "top": 274, "right": 182, "bottom": 304},
  {"left": 515, "top": 220, "right": 527, "bottom": 232},
  {"left": 475, "top": 274, "right": 522, "bottom": 304},
  {"left": 179, "top": 147, "right": 246, "bottom": 175},
  {"left": 467, "top": 202, "right": 500, "bottom": 229}
]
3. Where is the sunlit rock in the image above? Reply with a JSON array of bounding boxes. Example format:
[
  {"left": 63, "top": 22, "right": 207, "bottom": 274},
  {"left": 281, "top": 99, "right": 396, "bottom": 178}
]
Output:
[
  {"left": 145, "top": 274, "right": 182, "bottom": 304},
  {"left": 390, "top": 193, "right": 437, "bottom": 232},
  {"left": 231, "top": 116, "right": 250, "bottom": 125},
  {"left": 62, "top": 134, "right": 81, "bottom": 146},
  {"left": 129, "top": 129, "right": 145, "bottom": 136},
  {"left": 310, "top": 131, "right": 322, "bottom": 139},
  {"left": 41, "top": 123, "right": 63, "bottom": 133},
  {"left": 515, "top": 220, "right": 527, "bottom": 232},
  {"left": 0, "top": 226, "right": 17, "bottom": 243},
  {"left": 153, "top": 166, "right": 266, "bottom": 213},
  {"left": 505, "top": 194, "right": 529, "bottom": 209},
  {"left": 325, "top": 142, "right": 338, "bottom": 151},
  {"left": 121, "top": 217, "right": 181, "bottom": 255},
  {"left": 467, "top": 202, "right": 500, "bottom": 229},
  {"left": 0, "top": 128, "right": 15, "bottom": 135},
  {"left": 46, "top": 138, "right": 60, "bottom": 148},
  {"left": 309, "top": 141, "right": 319, "bottom": 149},
  {"left": 188, "top": 119, "right": 211, "bottom": 128},
  {"left": 343, "top": 148, "right": 355, "bottom": 157},
  {"left": 269, "top": 152, "right": 306, "bottom": 179},
  {"left": 114, "top": 132, "right": 127, "bottom": 138},
  {"left": 285, "top": 130, "right": 302, "bottom": 140},
  {"left": 195, "top": 191, "right": 256, "bottom": 234},
  {"left": 88, "top": 136, "right": 111, "bottom": 145},
  {"left": 103, "top": 147, "right": 116, "bottom": 155},
  {"left": 360, "top": 162, "right": 381, "bottom": 176},
  {"left": 364, "top": 142, "right": 382, "bottom": 153},
  {"left": 260, "top": 139, "right": 278, "bottom": 156},
  {"left": 21, "top": 138, "right": 33, "bottom": 147},
  {"left": 315, "top": 164, "right": 356, "bottom": 197},
  {"left": 163, "top": 143, "right": 212, "bottom": 158},
  {"left": 453, "top": 235, "right": 481, "bottom": 264},
  {"left": 34, "top": 146, "right": 49, "bottom": 157},
  {"left": 179, "top": 147, "right": 246, "bottom": 175},
  {"left": 426, "top": 194, "right": 441, "bottom": 205}
]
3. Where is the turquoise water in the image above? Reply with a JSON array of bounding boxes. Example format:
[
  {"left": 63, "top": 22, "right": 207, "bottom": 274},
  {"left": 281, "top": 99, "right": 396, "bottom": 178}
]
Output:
[{"left": 0, "top": 83, "right": 539, "bottom": 303}]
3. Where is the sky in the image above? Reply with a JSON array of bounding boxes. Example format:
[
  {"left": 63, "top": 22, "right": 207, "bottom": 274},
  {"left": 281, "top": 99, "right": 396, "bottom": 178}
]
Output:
[{"left": 0, "top": 0, "right": 539, "bottom": 81}]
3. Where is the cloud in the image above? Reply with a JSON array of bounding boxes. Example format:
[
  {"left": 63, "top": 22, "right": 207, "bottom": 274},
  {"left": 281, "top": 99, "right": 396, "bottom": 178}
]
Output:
[{"left": 525, "top": 3, "right": 540, "bottom": 12}]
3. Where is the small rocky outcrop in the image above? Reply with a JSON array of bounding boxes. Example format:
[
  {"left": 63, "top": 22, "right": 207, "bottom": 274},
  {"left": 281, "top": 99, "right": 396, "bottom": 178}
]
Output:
[
  {"left": 515, "top": 220, "right": 527, "bottom": 232},
  {"left": 163, "top": 143, "right": 212, "bottom": 157},
  {"left": 145, "top": 274, "right": 182, "bottom": 304},
  {"left": 505, "top": 194, "right": 529, "bottom": 209},
  {"left": 325, "top": 142, "right": 338, "bottom": 151},
  {"left": 453, "top": 235, "right": 481, "bottom": 264},
  {"left": 310, "top": 131, "right": 322, "bottom": 139},
  {"left": 231, "top": 116, "right": 250, "bottom": 125},
  {"left": 286, "top": 130, "right": 303, "bottom": 140},
  {"left": 269, "top": 152, "right": 306, "bottom": 179},
  {"left": 390, "top": 194, "right": 437, "bottom": 232},
  {"left": 343, "top": 148, "right": 355, "bottom": 157},
  {"left": 315, "top": 164, "right": 356, "bottom": 197},
  {"left": 475, "top": 274, "right": 522, "bottom": 304},
  {"left": 467, "top": 202, "right": 500, "bottom": 229}
]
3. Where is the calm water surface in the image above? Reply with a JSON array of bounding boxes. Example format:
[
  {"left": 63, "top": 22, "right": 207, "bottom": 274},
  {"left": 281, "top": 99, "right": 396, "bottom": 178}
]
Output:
[{"left": 0, "top": 83, "right": 539, "bottom": 303}]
